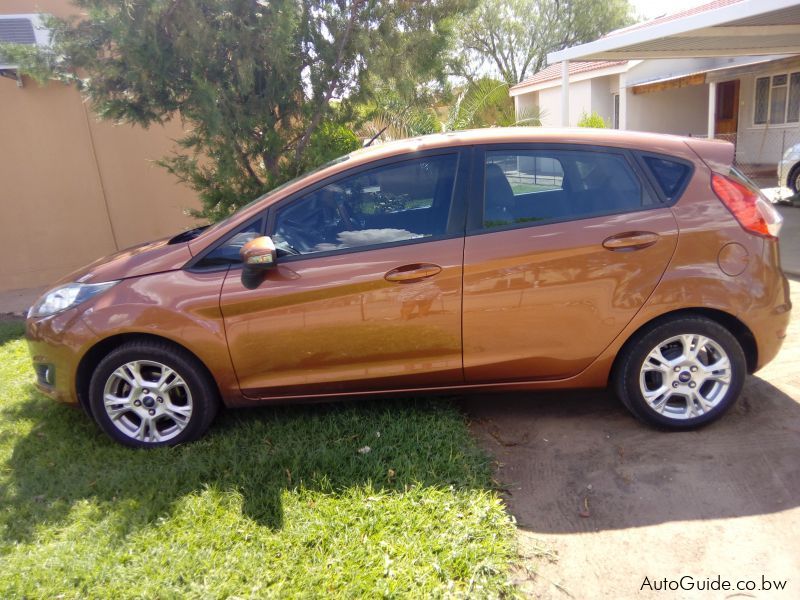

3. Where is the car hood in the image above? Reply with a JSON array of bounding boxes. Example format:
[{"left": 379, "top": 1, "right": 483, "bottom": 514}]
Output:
[{"left": 54, "top": 237, "right": 194, "bottom": 286}]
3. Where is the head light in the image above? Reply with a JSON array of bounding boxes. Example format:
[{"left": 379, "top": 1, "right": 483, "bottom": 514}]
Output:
[{"left": 28, "top": 281, "right": 119, "bottom": 319}]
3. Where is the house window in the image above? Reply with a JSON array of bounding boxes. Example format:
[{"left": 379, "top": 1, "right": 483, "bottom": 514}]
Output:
[
  {"left": 754, "top": 71, "right": 800, "bottom": 125},
  {"left": 789, "top": 73, "right": 800, "bottom": 122},
  {"left": 612, "top": 94, "right": 620, "bottom": 129}
]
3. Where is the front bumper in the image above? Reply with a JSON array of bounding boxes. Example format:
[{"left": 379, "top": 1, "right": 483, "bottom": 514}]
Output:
[{"left": 26, "top": 308, "right": 94, "bottom": 405}]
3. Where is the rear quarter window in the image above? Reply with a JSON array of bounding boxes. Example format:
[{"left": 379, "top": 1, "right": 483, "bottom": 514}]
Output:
[{"left": 642, "top": 156, "right": 692, "bottom": 201}]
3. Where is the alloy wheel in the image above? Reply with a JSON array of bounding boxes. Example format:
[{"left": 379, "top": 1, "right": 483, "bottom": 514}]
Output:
[
  {"left": 102, "top": 360, "right": 194, "bottom": 443},
  {"left": 638, "top": 333, "right": 732, "bottom": 420}
]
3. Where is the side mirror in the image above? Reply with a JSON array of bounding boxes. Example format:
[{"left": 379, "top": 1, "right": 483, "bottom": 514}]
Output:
[{"left": 240, "top": 236, "right": 277, "bottom": 289}]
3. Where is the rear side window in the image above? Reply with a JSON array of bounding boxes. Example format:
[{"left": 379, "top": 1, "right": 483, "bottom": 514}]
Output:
[
  {"left": 482, "top": 149, "right": 656, "bottom": 230},
  {"left": 642, "top": 156, "right": 692, "bottom": 201}
]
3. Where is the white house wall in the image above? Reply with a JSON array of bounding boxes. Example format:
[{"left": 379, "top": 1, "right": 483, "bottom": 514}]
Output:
[
  {"left": 536, "top": 79, "right": 598, "bottom": 127},
  {"left": 515, "top": 90, "right": 540, "bottom": 123},
  {"left": 536, "top": 87, "right": 559, "bottom": 127},
  {"left": 625, "top": 84, "right": 709, "bottom": 136}
]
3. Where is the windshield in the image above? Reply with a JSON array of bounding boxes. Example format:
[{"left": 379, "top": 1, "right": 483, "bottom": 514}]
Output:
[{"left": 194, "top": 153, "right": 353, "bottom": 240}]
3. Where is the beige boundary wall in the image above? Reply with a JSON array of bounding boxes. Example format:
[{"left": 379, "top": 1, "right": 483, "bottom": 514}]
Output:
[{"left": 1, "top": 0, "right": 202, "bottom": 292}]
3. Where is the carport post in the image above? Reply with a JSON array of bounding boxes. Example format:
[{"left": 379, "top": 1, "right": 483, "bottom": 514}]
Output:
[
  {"left": 561, "top": 61, "right": 569, "bottom": 126},
  {"left": 707, "top": 81, "right": 716, "bottom": 139}
]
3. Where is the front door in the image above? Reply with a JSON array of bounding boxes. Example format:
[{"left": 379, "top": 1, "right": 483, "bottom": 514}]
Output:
[
  {"left": 462, "top": 145, "right": 680, "bottom": 383},
  {"left": 715, "top": 80, "right": 740, "bottom": 136},
  {"left": 221, "top": 151, "right": 468, "bottom": 398}
]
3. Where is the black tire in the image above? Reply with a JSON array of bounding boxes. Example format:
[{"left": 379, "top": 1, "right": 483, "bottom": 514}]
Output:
[
  {"left": 789, "top": 165, "right": 800, "bottom": 194},
  {"left": 89, "top": 340, "right": 219, "bottom": 448},
  {"left": 613, "top": 316, "right": 746, "bottom": 430}
]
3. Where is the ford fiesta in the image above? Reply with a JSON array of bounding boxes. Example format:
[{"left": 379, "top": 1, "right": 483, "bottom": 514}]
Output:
[{"left": 27, "top": 129, "right": 791, "bottom": 448}]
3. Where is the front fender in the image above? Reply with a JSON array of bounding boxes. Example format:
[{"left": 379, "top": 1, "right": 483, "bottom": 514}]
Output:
[{"left": 80, "top": 269, "right": 241, "bottom": 404}]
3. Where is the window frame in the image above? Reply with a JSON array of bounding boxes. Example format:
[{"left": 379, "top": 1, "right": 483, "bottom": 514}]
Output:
[
  {"left": 466, "top": 143, "right": 664, "bottom": 235},
  {"left": 753, "top": 70, "right": 800, "bottom": 126}
]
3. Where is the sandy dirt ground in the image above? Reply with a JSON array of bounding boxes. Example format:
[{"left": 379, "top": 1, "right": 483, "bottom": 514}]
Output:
[{"left": 460, "top": 279, "right": 800, "bottom": 599}]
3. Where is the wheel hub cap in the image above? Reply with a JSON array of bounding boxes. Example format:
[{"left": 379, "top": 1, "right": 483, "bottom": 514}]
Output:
[
  {"left": 102, "top": 359, "right": 194, "bottom": 443},
  {"left": 639, "top": 333, "right": 732, "bottom": 420}
]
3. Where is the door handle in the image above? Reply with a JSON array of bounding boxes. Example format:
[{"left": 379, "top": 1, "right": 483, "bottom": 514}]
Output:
[
  {"left": 602, "top": 231, "right": 660, "bottom": 251},
  {"left": 385, "top": 263, "right": 442, "bottom": 282}
]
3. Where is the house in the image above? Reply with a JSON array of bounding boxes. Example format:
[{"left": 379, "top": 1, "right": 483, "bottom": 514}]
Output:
[
  {"left": 0, "top": 0, "right": 200, "bottom": 293},
  {"left": 510, "top": 0, "right": 800, "bottom": 186}
]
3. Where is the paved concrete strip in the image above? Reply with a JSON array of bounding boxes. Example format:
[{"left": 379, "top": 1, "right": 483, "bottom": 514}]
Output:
[{"left": 462, "top": 281, "right": 800, "bottom": 598}]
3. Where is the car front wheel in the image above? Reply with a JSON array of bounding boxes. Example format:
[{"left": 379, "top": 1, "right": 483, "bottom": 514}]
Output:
[
  {"left": 614, "top": 316, "right": 746, "bottom": 429},
  {"left": 89, "top": 340, "right": 219, "bottom": 448}
]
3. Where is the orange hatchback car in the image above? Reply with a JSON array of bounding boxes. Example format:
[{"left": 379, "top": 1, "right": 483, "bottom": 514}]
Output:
[{"left": 27, "top": 129, "right": 791, "bottom": 447}]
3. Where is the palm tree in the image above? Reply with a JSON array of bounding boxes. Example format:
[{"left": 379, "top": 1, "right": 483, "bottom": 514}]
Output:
[{"left": 444, "top": 77, "right": 543, "bottom": 131}]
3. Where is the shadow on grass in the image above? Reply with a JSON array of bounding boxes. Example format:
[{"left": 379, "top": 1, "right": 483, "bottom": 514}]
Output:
[
  {"left": 0, "top": 319, "right": 24, "bottom": 345},
  {"left": 1, "top": 383, "right": 492, "bottom": 544}
]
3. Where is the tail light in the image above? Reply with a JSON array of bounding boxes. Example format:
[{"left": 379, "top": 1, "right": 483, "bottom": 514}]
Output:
[{"left": 711, "top": 172, "right": 783, "bottom": 238}]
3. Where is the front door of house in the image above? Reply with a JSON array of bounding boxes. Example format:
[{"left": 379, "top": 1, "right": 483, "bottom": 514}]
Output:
[{"left": 715, "top": 80, "right": 740, "bottom": 136}]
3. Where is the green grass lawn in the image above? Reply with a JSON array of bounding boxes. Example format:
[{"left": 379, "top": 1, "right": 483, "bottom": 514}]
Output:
[{"left": 0, "top": 321, "right": 518, "bottom": 598}]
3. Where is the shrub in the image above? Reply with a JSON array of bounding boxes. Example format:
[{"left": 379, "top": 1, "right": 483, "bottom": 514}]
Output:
[{"left": 577, "top": 111, "right": 608, "bottom": 128}]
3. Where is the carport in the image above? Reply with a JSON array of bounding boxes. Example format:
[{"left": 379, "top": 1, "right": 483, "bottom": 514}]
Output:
[{"left": 548, "top": 0, "right": 800, "bottom": 136}]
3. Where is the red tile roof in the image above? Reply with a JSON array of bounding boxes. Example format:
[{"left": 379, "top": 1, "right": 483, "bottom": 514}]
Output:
[{"left": 511, "top": 60, "right": 628, "bottom": 90}]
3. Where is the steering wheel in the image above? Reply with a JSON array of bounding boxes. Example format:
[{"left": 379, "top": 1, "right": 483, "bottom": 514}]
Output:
[{"left": 336, "top": 201, "right": 365, "bottom": 230}]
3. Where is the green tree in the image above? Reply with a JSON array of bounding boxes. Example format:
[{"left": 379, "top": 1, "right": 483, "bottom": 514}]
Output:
[
  {"left": 9, "top": 0, "right": 474, "bottom": 221},
  {"left": 453, "top": 0, "right": 633, "bottom": 85}
]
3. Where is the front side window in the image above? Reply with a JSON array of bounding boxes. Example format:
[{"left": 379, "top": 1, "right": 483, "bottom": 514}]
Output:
[
  {"left": 482, "top": 149, "right": 655, "bottom": 230},
  {"left": 272, "top": 154, "right": 458, "bottom": 256}
]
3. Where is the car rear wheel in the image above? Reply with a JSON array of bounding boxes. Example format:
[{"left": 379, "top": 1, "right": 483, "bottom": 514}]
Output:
[
  {"left": 614, "top": 316, "right": 746, "bottom": 429},
  {"left": 89, "top": 340, "right": 219, "bottom": 448}
]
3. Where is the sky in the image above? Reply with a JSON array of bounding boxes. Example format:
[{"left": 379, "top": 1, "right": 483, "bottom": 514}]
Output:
[{"left": 629, "top": 0, "right": 717, "bottom": 21}]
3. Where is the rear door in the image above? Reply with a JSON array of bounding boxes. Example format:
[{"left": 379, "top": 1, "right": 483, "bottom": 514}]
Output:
[{"left": 462, "top": 144, "right": 681, "bottom": 383}]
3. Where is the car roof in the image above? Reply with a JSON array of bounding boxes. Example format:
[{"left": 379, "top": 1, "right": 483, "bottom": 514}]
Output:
[{"left": 347, "top": 127, "right": 707, "bottom": 164}]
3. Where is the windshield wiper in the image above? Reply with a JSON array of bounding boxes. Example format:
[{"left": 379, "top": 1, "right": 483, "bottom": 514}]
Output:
[{"left": 168, "top": 225, "right": 210, "bottom": 244}]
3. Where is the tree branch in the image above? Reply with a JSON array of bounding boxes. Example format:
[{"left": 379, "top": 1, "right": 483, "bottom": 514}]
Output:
[{"left": 294, "top": 0, "right": 365, "bottom": 164}]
